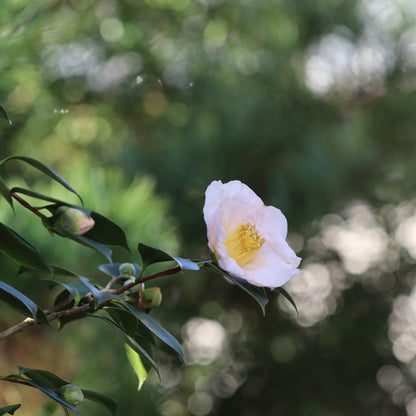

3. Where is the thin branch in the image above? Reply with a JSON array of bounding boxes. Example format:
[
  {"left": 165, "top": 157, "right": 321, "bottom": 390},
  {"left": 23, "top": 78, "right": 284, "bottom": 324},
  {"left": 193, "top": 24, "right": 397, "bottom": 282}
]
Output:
[
  {"left": 11, "top": 192, "right": 46, "bottom": 219},
  {"left": 0, "top": 266, "right": 182, "bottom": 342}
]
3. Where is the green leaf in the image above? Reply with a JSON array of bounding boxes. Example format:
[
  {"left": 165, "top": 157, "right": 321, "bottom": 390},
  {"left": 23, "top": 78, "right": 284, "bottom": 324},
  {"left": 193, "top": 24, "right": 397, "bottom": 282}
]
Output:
[
  {"left": 0, "top": 156, "right": 82, "bottom": 204},
  {"left": 85, "top": 212, "right": 129, "bottom": 252},
  {"left": 18, "top": 367, "right": 69, "bottom": 389},
  {"left": 121, "top": 303, "right": 185, "bottom": 362},
  {"left": 0, "top": 104, "right": 11, "bottom": 125},
  {"left": 78, "top": 277, "right": 126, "bottom": 307},
  {"left": 0, "top": 223, "right": 51, "bottom": 272},
  {"left": 43, "top": 279, "right": 89, "bottom": 307},
  {"left": 0, "top": 177, "right": 13, "bottom": 211},
  {"left": 126, "top": 344, "right": 148, "bottom": 390},
  {"left": 276, "top": 287, "right": 298, "bottom": 314},
  {"left": 90, "top": 314, "right": 160, "bottom": 378},
  {"left": 138, "top": 243, "right": 200, "bottom": 271},
  {"left": 203, "top": 262, "right": 269, "bottom": 316},
  {"left": 99, "top": 263, "right": 141, "bottom": 279},
  {"left": 0, "top": 404, "right": 21, "bottom": 415},
  {"left": 82, "top": 390, "right": 117, "bottom": 416},
  {"left": 10, "top": 187, "right": 79, "bottom": 206},
  {"left": 1, "top": 373, "right": 78, "bottom": 414},
  {"left": 0, "top": 281, "right": 38, "bottom": 320}
]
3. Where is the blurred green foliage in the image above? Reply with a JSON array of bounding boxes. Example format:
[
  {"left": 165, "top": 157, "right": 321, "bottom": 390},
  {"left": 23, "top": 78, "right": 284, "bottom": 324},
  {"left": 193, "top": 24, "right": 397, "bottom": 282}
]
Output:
[{"left": 2, "top": 0, "right": 416, "bottom": 415}]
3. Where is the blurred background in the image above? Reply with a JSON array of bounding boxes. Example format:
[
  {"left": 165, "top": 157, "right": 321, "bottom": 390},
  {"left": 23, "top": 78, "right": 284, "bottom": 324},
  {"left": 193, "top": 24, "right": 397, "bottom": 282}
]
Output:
[{"left": 1, "top": 0, "right": 416, "bottom": 414}]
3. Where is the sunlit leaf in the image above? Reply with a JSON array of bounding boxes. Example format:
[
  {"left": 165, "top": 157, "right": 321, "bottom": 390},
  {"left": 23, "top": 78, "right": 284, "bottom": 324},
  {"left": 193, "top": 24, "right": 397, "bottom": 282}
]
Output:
[
  {"left": 203, "top": 262, "right": 269, "bottom": 316},
  {"left": 82, "top": 390, "right": 117, "bottom": 416},
  {"left": 0, "top": 223, "right": 51, "bottom": 272},
  {"left": 126, "top": 344, "right": 148, "bottom": 390},
  {"left": 138, "top": 243, "right": 200, "bottom": 271},
  {"left": 89, "top": 314, "right": 160, "bottom": 378},
  {"left": 0, "top": 156, "right": 82, "bottom": 203},
  {"left": 0, "top": 404, "right": 21, "bottom": 415},
  {"left": 122, "top": 302, "right": 185, "bottom": 362}
]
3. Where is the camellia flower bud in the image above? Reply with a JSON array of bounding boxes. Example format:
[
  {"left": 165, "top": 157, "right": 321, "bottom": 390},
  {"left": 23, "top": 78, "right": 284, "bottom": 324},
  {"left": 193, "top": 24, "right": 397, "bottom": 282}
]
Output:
[
  {"left": 141, "top": 287, "right": 162, "bottom": 308},
  {"left": 53, "top": 206, "right": 95, "bottom": 236},
  {"left": 56, "top": 383, "right": 84, "bottom": 405},
  {"left": 118, "top": 263, "right": 136, "bottom": 278}
]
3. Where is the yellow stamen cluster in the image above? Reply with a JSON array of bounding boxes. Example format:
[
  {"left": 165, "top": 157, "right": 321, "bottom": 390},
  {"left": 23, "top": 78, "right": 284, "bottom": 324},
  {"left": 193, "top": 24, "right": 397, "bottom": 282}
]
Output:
[{"left": 223, "top": 223, "right": 265, "bottom": 267}]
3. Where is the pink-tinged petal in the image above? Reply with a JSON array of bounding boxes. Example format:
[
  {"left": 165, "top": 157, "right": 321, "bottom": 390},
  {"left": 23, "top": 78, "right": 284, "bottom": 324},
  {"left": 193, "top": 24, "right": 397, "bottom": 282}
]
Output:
[
  {"left": 257, "top": 205, "right": 288, "bottom": 241},
  {"left": 203, "top": 180, "right": 302, "bottom": 289},
  {"left": 243, "top": 243, "right": 301, "bottom": 288}
]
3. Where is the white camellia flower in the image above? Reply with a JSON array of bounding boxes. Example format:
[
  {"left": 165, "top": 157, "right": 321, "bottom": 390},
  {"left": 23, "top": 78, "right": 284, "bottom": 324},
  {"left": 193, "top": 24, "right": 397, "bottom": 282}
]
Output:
[{"left": 203, "top": 180, "right": 301, "bottom": 289}]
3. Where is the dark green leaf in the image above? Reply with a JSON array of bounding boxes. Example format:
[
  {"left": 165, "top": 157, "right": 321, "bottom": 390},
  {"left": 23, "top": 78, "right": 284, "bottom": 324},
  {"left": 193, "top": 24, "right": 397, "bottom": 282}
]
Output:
[
  {"left": 89, "top": 314, "right": 160, "bottom": 378},
  {"left": 18, "top": 367, "right": 69, "bottom": 389},
  {"left": 0, "top": 404, "right": 21, "bottom": 415},
  {"left": 0, "top": 281, "right": 38, "bottom": 320},
  {"left": 0, "top": 156, "right": 82, "bottom": 204},
  {"left": 84, "top": 212, "right": 129, "bottom": 252},
  {"left": 122, "top": 303, "right": 185, "bottom": 362},
  {"left": 82, "top": 390, "right": 117, "bottom": 416},
  {"left": 138, "top": 243, "right": 200, "bottom": 271},
  {"left": 0, "top": 177, "right": 13, "bottom": 211},
  {"left": 1, "top": 373, "right": 78, "bottom": 414},
  {"left": 203, "top": 262, "right": 269, "bottom": 316},
  {"left": 0, "top": 104, "right": 11, "bottom": 125},
  {"left": 10, "top": 187, "right": 80, "bottom": 207},
  {"left": 276, "top": 287, "right": 298, "bottom": 314},
  {"left": 0, "top": 223, "right": 51, "bottom": 272},
  {"left": 99, "top": 263, "right": 141, "bottom": 279},
  {"left": 43, "top": 279, "right": 89, "bottom": 307},
  {"left": 78, "top": 277, "right": 126, "bottom": 307}
]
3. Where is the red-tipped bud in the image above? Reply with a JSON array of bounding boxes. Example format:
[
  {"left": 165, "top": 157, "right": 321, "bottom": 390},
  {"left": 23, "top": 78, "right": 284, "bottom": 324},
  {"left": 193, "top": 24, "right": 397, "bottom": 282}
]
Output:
[{"left": 53, "top": 207, "right": 95, "bottom": 235}]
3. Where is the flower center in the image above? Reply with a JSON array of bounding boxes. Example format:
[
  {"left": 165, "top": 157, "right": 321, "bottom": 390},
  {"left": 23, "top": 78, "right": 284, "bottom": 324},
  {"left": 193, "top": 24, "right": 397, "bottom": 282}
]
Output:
[{"left": 223, "top": 223, "right": 265, "bottom": 267}]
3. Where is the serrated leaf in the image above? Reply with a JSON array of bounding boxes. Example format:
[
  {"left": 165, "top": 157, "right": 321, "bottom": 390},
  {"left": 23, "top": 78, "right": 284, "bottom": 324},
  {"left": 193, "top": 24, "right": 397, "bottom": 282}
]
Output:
[
  {"left": 82, "top": 390, "right": 117, "bottom": 416},
  {"left": 0, "top": 223, "right": 51, "bottom": 272},
  {"left": 0, "top": 156, "right": 82, "bottom": 204},
  {"left": 0, "top": 177, "right": 13, "bottom": 211},
  {"left": 138, "top": 243, "right": 200, "bottom": 271},
  {"left": 126, "top": 344, "right": 148, "bottom": 390},
  {"left": 0, "top": 281, "right": 38, "bottom": 320},
  {"left": 276, "top": 287, "right": 298, "bottom": 314},
  {"left": 0, "top": 104, "right": 11, "bottom": 125},
  {"left": 18, "top": 367, "right": 69, "bottom": 389},
  {"left": 0, "top": 404, "right": 21, "bottom": 415},
  {"left": 122, "top": 303, "right": 184, "bottom": 362},
  {"left": 99, "top": 263, "right": 141, "bottom": 279},
  {"left": 204, "top": 262, "right": 269, "bottom": 316}
]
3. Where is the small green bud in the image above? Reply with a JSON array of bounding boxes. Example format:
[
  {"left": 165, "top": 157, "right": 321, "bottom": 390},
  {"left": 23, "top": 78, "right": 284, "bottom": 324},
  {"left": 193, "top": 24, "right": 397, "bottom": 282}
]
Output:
[
  {"left": 141, "top": 287, "right": 162, "bottom": 309},
  {"left": 53, "top": 207, "right": 95, "bottom": 236},
  {"left": 118, "top": 263, "right": 136, "bottom": 278},
  {"left": 56, "top": 384, "right": 84, "bottom": 405}
]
